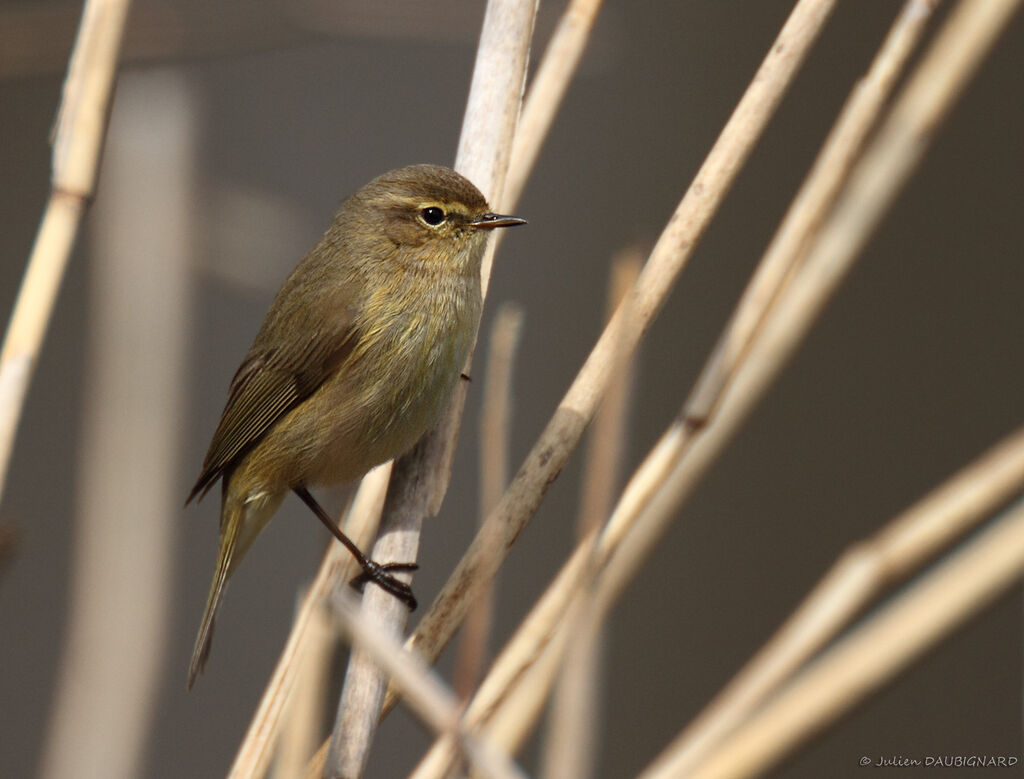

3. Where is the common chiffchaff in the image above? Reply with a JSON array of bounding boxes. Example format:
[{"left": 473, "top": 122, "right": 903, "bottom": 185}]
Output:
[{"left": 186, "top": 165, "right": 525, "bottom": 688}]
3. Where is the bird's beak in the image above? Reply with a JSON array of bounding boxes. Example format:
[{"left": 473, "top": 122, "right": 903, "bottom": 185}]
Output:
[{"left": 471, "top": 213, "right": 528, "bottom": 230}]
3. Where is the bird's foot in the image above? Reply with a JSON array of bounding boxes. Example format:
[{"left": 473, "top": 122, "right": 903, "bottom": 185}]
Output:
[{"left": 349, "top": 561, "right": 419, "bottom": 610}]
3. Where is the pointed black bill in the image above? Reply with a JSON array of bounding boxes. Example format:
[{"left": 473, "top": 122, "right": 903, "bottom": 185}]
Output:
[{"left": 471, "top": 213, "right": 528, "bottom": 230}]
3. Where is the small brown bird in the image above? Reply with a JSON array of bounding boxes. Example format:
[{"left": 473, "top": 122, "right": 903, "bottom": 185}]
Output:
[{"left": 186, "top": 165, "right": 525, "bottom": 688}]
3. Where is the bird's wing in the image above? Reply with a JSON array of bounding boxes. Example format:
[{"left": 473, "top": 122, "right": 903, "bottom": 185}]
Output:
[{"left": 186, "top": 320, "right": 359, "bottom": 504}]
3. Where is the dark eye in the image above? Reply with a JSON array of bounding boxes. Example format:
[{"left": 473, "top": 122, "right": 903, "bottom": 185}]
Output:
[{"left": 420, "top": 206, "right": 446, "bottom": 226}]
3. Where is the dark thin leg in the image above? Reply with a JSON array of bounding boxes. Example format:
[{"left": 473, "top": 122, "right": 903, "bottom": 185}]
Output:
[{"left": 293, "top": 487, "right": 418, "bottom": 610}]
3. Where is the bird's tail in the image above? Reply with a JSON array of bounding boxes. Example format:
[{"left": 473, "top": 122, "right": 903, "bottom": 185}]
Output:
[
  {"left": 187, "top": 502, "right": 243, "bottom": 690},
  {"left": 187, "top": 491, "right": 284, "bottom": 689}
]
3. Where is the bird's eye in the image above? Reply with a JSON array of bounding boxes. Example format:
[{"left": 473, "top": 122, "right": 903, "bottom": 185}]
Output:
[{"left": 420, "top": 206, "right": 446, "bottom": 226}]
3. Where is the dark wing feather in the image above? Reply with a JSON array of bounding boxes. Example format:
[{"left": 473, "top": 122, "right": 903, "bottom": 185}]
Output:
[{"left": 186, "top": 324, "right": 358, "bottom": 504}]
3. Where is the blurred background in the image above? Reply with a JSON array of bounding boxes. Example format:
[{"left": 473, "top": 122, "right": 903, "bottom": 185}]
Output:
[{"left": 1, "top": 1, "right": 1022, "bottom": 776}]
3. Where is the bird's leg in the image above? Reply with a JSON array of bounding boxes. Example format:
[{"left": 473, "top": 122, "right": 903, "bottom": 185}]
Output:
[{"left": 293, "top": 487, "right": 418, "bottom": 610}]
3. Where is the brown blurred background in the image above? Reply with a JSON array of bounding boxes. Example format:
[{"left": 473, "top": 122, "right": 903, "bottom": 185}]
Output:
[{"left": 1, "top": 1, "right": 1022, "bottom": 777}]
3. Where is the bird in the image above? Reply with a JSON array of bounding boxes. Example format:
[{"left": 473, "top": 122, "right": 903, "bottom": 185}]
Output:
[{"left": 186, "top": 164, "right": 525, "bottom": 688}]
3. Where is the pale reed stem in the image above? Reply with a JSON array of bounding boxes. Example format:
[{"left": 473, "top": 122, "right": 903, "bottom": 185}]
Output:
[
  {"left": 643, "top": 426, "right": 1024, "bottom": 777},
  {"left": 678, "top": 499, "right": 1024, "bottom": 779},
  {"left": 323, "top": 3, "right": 538, "bottom": 777},
  {"left": 453, "top": 305, "right": 524, "bottom": 700},
  {"left": 0, "top": 0, "right": 131, "bottom": 503}
]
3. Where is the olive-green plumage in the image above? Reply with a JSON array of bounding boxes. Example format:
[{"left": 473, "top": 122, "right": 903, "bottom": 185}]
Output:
[{"left": 186, "top": 165, "right": 525, "bottom": 688}]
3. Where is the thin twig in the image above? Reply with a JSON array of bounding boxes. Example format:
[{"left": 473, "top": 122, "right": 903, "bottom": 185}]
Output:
[
  {"left": 0, "top": 0, "right": 131, "bottom": 504},
  {"left": 390, "top": 0, "right": 838, "bottom": 718},
  {"left": 322, "top": 3, "right": 538, "bottom": 777},
  {"left": 454, "top": 304, "right": 524, "bottom": 700},
  {"left": 644, "top": 425, "right": 1024, "bottom": 776},
  {"left": 672, "top": 498, "right": 1024, "bottom": 779}
]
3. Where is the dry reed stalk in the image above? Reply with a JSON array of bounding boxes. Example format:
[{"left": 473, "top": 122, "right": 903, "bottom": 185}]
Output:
[
  {"left": 410, "top": 574, "right": 585, "bottom": 778},
  {"left": 643, "top": 426, "right": 1024, "bottom": 776},
  {"left": 593, "top": 0, "right": 1022, "bottom": 633},
  {"left": 229, "top": 464, "right": 391, "bottom": 778},
  {"left": 271, "top": 596, "right": 335, "bottom": 779},
  {"left": 507, "top": 10, "right": 954, "bottom": 755},
  {"left": 329, "top": 588, "right": 528, "bottom": 779},
  {"left": 454, "top": 304, "right": 525, "bottom": 700},
  {"left": 577, "top": 2, "right": 944, "bottom": 629},
  {"left": 411, "top": 536, "right": 596, "bottom": 777},
  {"left": 0, "top": 0, "right": 131, "bottom": 503},
  {"left": 598, "top": 0, "right": 942, "bottom": 584},
  {"left": 388, "top": 0, "right": 838, "bottom": 719},
  {"left": 481, "top": 609, "right": 579, "bottom": 760},
  {"left": 501, "top": 0, "right": 605, "bottom": 216},
  {"left": 540, "top": 252, "right": 640, "bottom": 779},
  {"left": 419, "top": 257, "right": 641, "bottom": 776},
  {"left": 439, "top": 423, "right": 1024, "bottom": 777},
  {"left": 40, "top": 70, "right": 191, "bottom": 779},
  {"left": 577, "top": 254, "right": 642, "bottom": 540},
  {"left": 405, "top": 255, "right": 624, "bottom": 778},
  {"left": 684, "top": 0, "right": 940, "bottom": 423},
  {"left": 322, "top": 3, "right": 538, "bottom": 776},
  {"left": 324, "top": 453, "right": 427, "bottom": 778},
  {"left": 672, "top": 497, "right": 1024, "bottom": 779}
]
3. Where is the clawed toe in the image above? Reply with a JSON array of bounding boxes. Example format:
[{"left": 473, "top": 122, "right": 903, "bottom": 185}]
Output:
[{"left": 349, "top": 560, "right": 418, "bottom": 610}]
